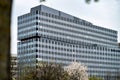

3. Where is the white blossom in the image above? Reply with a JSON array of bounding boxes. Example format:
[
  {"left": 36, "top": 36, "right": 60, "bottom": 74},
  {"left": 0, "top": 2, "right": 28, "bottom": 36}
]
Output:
[{"left": 65, "top": 62, "right": 88, "bottom": 80}]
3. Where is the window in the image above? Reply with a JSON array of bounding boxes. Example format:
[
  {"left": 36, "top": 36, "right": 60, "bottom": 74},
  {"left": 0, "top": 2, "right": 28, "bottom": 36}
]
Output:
[
  {"left": 36, "top": 49, "right": 38, "bottom": 52},
  {"left": 36, "top": 28, "right": 38, "bottom": 30},
  {"left": 36, "top": 22, "right": 38, "bottom": 25},
  {"left": 36, "top": 17, "right": 38, "bottom": 20},
  {"left": 36, "top": 44, "right": 38, "bottom": 47},
  {"left": 36, "top": 10, "right": 38, "bottom": 14}
]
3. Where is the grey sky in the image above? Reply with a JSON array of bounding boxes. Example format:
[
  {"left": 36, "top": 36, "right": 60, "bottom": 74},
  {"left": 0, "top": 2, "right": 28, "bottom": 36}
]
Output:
[{"left": 11, "top": 0, "right": 120, "bottom": 54}]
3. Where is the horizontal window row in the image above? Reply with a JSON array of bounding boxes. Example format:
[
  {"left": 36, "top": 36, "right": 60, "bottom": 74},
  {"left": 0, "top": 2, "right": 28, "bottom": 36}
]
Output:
[
  {"left": 18, "top": 38, "right": 120, "bottom": 53},
  {"left": 39, "top": 22, "right": 116, "bottom": 42},
  {"left": 38, "top": 17, "right": 117, "bottom": 38},
  {"left": 39, "top": 27, "right": 116, "bottom": 46},
  {"left": 35, "top": 11, "right": 116, "bottom": 34}
]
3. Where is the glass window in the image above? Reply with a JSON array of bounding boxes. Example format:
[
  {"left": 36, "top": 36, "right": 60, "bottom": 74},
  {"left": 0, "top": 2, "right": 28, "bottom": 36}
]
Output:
[
  {"left": 36, "top": 22, "right": 38, "bottom": 25},
  {"left": 36, "top": 10, "right": 38, "bottom": 14},
  {"left": 36, "top": 17, "right": 38, "bottom": 20}
]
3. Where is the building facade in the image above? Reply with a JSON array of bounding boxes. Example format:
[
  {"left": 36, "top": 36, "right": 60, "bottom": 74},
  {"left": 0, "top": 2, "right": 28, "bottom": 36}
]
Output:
[
  {"left": 11, "top": 54, "right": 17, "bottom": 80},
  {"left": 18, "top": 5, "right": 120, "bottom": 80}
]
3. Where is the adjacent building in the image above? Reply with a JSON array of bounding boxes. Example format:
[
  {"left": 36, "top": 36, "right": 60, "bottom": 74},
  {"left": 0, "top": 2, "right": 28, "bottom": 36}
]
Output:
[
  {"left": 11, "top": 54, "right": 17, "bottom": 80},
  {"left": 18, "top": 5, "right": 120, "bottom": 80}
]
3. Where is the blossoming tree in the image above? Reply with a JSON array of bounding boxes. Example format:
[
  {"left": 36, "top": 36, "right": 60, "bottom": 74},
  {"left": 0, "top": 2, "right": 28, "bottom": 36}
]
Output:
[{"left": 65, "top": 62, "right": 88, "bottom": 80}]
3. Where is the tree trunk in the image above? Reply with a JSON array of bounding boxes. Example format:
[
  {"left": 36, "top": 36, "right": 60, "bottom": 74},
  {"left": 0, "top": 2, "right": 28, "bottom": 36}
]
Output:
[{"left": 0, "top": 0, "right": 13, "bottom": 80}]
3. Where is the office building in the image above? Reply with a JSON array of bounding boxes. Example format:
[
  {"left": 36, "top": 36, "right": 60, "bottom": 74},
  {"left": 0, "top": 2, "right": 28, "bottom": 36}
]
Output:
[
  {"left": 11, "top": 54, "right": 17, "bottom": 80},
  {"left": 18, "top": 5, "right": 120, "bottom": 80}
]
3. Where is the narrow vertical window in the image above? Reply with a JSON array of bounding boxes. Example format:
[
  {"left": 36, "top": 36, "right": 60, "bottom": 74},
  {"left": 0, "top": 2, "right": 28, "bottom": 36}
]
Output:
[
  {"left": 36, "top": 17, "right": 38, "bottom": 20},
  {"left": 36, "top": 10, "right": 38, "bottom": 14},
  {"left": 36, "top": 22, "right": 38, "bottom": 25}
]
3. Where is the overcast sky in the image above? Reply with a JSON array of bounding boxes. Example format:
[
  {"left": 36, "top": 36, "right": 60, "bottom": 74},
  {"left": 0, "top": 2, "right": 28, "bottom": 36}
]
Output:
[{"left": 11, "top": 0, "right": 120, "bottom": 54}]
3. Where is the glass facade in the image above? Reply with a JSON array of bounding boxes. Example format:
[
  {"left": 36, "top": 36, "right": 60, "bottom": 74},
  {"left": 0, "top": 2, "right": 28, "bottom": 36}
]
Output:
[{"left": 18, "top": 5, "right": 120, "bottom": 80}]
